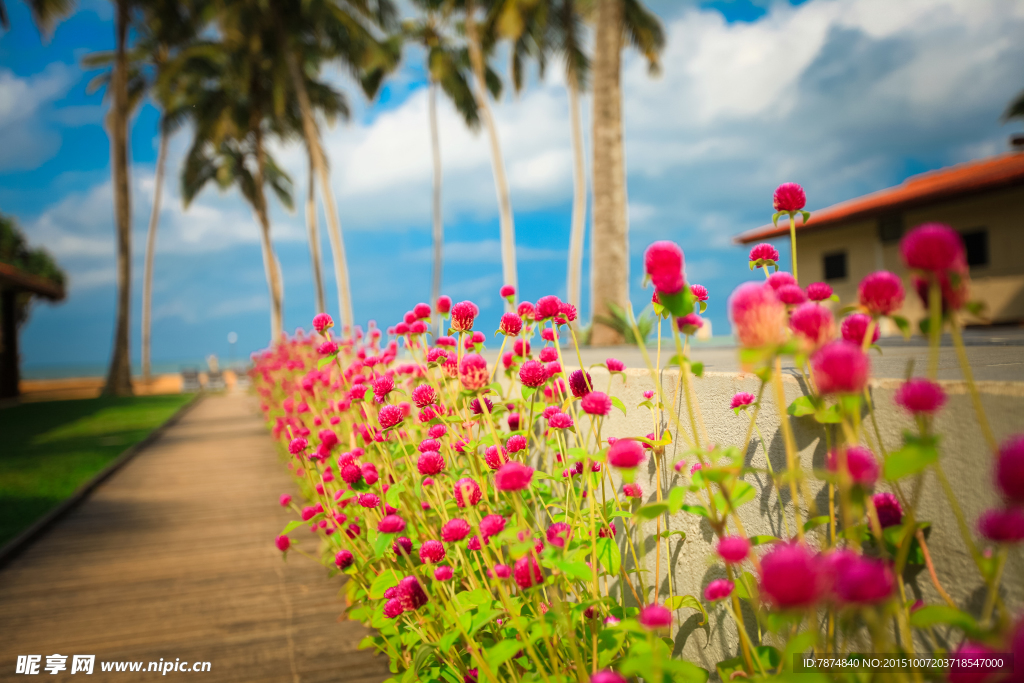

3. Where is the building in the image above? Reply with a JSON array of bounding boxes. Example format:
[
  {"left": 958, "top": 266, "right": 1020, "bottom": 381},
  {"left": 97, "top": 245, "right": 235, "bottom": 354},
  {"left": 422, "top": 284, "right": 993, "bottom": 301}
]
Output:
[{"left": 735, "top": 151, "right": 1024, "bottom": 331}]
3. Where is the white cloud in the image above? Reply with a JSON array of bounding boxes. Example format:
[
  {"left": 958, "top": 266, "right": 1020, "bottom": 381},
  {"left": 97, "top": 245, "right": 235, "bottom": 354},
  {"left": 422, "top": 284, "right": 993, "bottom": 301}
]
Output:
[
  {"left": 0, "top": 63, "right": 76, "bottom": 169},
  {"left": 401, "top": 240, "right": 564, "bottom": 264}
]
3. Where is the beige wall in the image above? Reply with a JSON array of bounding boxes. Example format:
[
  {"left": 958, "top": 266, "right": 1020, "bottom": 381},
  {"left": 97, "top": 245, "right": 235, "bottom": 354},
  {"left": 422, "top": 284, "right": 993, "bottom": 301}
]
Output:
[{"left": 792, "top": 185, "right": 1024, "bottom": 330}]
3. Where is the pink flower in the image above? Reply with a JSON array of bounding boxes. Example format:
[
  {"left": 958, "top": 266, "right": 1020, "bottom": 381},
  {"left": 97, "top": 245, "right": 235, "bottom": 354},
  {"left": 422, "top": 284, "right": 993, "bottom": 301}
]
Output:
[
  {"left": 568, "top": 369, "right": 593, "bottom": 397},
  {"left": 412, "top": 384, "right": 436, "bottom": 407},
  {"left": 288, "top": 437, "right": 308, "bottom": 454},
  {"left": 997, "top": 435, "right": 1024, "bottom": 502},
  {"left": 413, "top": 302, "right": 432, "bottom": 319},
  {"left": 776, "top": 284, "right": 807, "bottom": 306},
  {"left": 581, "top": 391, "right": 612, "bottom": 416},
  {"left": 760, "top": 543, "right": 825, "bottom": 608},
  {"left": 873, "top": 492, "right": 903, "bottom": 528},
  {"left": 749, "top": 243, "right": 780, "bottom": 264},
  {"left": 372, "top": 374, "right": 395, "bottom": 400},
  {"left": 492, "top": 564, "right": 511, "bottom": 579},
  {"left": 676, "top": 313, "right": 704, "bottom": 336},
  {"left": 948, "top": 643, "right": 1002, "bottom": 683},
  {"left": 500, "top": 284, "right": 515, "bottom": 298},
  {"left": 539, "top": 347, "right": 558, "bottom": 363},
  {"left": 419, "top": 540, "right": 446, "bottom": 563},
  {"left": 312, "top": 313, "right": 334, "bottom": 333},
  {"left": 638, "top": 604, "right": 672, "bottom": 629},
  {"left": 470, "top": 396, "right": 493, "bottom": 416},
  {"left": 441, "top": 518, "right": 471, "bottom": 543},
  {"left": 826, "top": 552, "right": 894, "bottom": 604},
  {"left": 397, "top": 576, "right": 428, "bottom": 611},
  {"left": 548, "top": 412, "right": 574, "bottom": 429},
  {"left": 716, "top": 536, "right": 750, "bottom": 563},
  {"left": 383, "top": 598, "right": 404, "bottom": 618},
  {"left": 811, "top": 342, "right": 870, "bottom": 395},
  {"left": 317, "top": 340, "right": 338, "bottom": 355},
  {"left": 495, "top": 462, "right": 534, "bottom": 491},
  {"left": 730, "top": 392, "right": 755, "bottom": 410},
  {"left": 608, "top": 439, "right": 645, "bottom": 469},
  {"left": 623, "top": 483, "right": 642, "bottom": 498},
  {"left": 536, "top": 295, "right": 562, "bottom": 320},
  {"left": 517, "top": 302, "right": 535, "bottom": 321},
  {"left": 644, "top": 241, "right": 685, "bottom": 294},
  {"left": 358, "top": 493, "right": 380, "bottom": 508},
  {"left": 841, "top": 313, "right": 879, "bottom": 346},
  {"left": 895, "top": 378, "right": 946, "bottom": 415},
  {"left": 827, "top": 446, "right": 880, "bottom": 487},
  {"left": 729, "top": 282, "right": 787, "bottom": 348},
  {"left": 790, "top": 302, "right": 836, "bottom": 349},
  {"left": 519, "top": 360, "right": 547, "bottom": 388},
  {"left": 361, "top": 463, "right": 378, "bottom": 486},
  {"left": 591, "top": 671, "right": 628, "bottom": 683},
  {"left": 704, "top": 579, "right": 734, "bottom": 602},
  {"left": 275, "top": 535, "right": 290, "bottom": 552},
  {"left": 453, "top": 478, "right": 482, "bottom": 508},
  {"left": 484, "top": 445, "right": 509, "bottom": 470},
  {"left": 279, "top": 494, "right": 292, "bottom": 507},
  {"left": 900, "top": 223, "right": 965, "bottom": 271},
  {"left": 479, "top": 514, "right": 506, "bottom": 539},
  {"left": 335, "top": 549, "right": 353, "bottom": 568},
  {"left": 392, "top": 537, "right": 413, "bottom": 556},
  {"left": 506, "top": 434, "right": 527, "bottom": 453},
  {"left": 561, "top": 302, "right": 578, "bottom": 321},
  {"left": 500, "top": 313, "right": 523, "bottom": 336},
  {"left": 773, "top": 182, "right": 806, "bottom": 212},
  {"left": 858, "top": 271, "right": 905, "bottom": 315},
  {"left": 378, "top": 514, "right": 406, "bottom": 534},
  {"left": 606, "top": 358, "right": 624, "bottom": 372},
  {"left": 417, "top": 451, "right": 445, "bottom": 476},
  {"left": 378, "top": 404, "right": 404, "bottom": 430},
  {"left": 979, "top": 509, "right": 1024, "bottom": 543},
  {"left": 340, "top": 463, "right": 362, "bottom": 485},
  {"left": 434, "top": 565, "right": 453, "bottom": 581},
  {"left": 806, "top": 282, "right": 832, "bottom": 301},
  {"left": 459, "top": 353, "right": 489, "bottom": 391},
  {"left": 450, "top": 301, "right": 479, "bottom": 332},
  {"left": 691, "top": 284, "right": 709, "bottom": 302},
  {"left": 514, "top": 555, "right": 543, "bottom": 589},
  {"left": 767, "top": 271, "right": 796, "bottom": 291},
  {"left": 643, "top": 390, "right": 655, "bottom": 400},
  {"left": 546, "top": 522, "right": 572, "bottom": 548}
]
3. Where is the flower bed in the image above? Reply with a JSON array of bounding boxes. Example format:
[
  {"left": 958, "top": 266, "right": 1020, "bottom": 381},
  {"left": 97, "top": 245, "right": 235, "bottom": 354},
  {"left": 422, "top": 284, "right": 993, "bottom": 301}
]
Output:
[{"left": 254, "top": 188, "right": 1023, "bottom": 683}]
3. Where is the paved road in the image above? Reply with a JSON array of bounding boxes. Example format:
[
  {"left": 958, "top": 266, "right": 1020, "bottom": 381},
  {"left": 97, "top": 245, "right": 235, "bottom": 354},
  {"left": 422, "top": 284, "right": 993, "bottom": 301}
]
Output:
[{"left": 0, "top": 393, "right": 388, "bottom": 683}]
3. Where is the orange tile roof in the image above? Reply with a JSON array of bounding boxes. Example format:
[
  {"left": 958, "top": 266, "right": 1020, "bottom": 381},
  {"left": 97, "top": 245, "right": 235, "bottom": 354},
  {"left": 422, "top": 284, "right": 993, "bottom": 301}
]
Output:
[
  {"left": 0, "top": 262, "right": 65, "bottom": 299},
  {"left": 735, "top": 151, "right": 1024, "bottom": 244}
]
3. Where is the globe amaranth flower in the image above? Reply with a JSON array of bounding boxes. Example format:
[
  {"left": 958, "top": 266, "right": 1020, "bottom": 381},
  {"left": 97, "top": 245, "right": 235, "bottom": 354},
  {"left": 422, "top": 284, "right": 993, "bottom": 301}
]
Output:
[
  {"left": 997, "top": 435, "right": 1024, "bottom": 502},
  {"left": 608, "top": 439, "right": 645, "bottom": 469},
  {"left": 841, "top": 313, "right": 879, "bottom": 346},
  {"left": 519, "top": 360, "right": 547, "bottom": 388},
  {"left": 512, "top": 555, "right": 544, "bottom": 590},
  {"left": 484, "top": 445, "right": 509, "bottom": 470},
  {"left": 716, "top": 536, "right": 751, "bottom": 563},
  {"left": 858, "top": 271, "right": 905, "bottom": 315},
  {"left": 378, "top": 514, "right": 406, "bottom": 534},
  {"left": 279, "top": 493, "right": 292, "bottom": 507},
  {"left": 413, "top": 302, "right": 432, "bottom": 319},
  {"left": 340, "top": 463, "right": 363, "bottom": 485},
  {"left": 412, "top": 384, "right": 437, "bottom": 408},
  {"left": 730, "top": 392, "right": 755, "bottom": 411},
  {"left": 591, "top": 671, "right": 628, "bottom": 683},
  {"left": 548, "top": 412, "right": 574, "bottom": 429},
  {"left": 499, "top": 284, "right": 515, "bottom": 298},
  {"left": 434, "top": 565, "right": 453, "bottom": 581},
  {"left": 539, "top": 347, "right": 558, "bottom": 363},
  {"left": 948, "top": 643, "right": 1003, "bottom": 683},
  {"left": 774, "top": 182, "right": 806, "bottom": 212},
  {"left": 383, "top": 598, "right": 404, "bottom": 619},
  {"left": 275, "top": 535, "right": 291, "bottom": 552},
  {"left": 749, "top": 242, "right": 780, "bottom": 265},
  {"left": 546, "top": 522, "right": 572, "bottom": 548},
  {"left": 458, "top": 353, "right": 489, "bottom": 391},
  {"left": 895, "top": 378, "right": 946, "bottom": 415},
  {"left": 417, "top": 451, "right": 445, "bottom": 476},
  {"left": 288, "top": 437, "right": 308, "bottom": 455},
  {"left": 638, "top": 604, "right": 672, "bottom": 629},
  {"left": 806, "top": 282, "right": 833, "bottom": 302},
  {"left": 644, "top": 241, "right": 685, "bottom": 294},
  {"left": 469, "top": 396, "right": 493, "bottom": 416},
  {"left": 979, "top": 508, "right": 1024, "bottom": 543},
  {"left": 517, "top": 301, "right": 535, "bottom": 321},
  {"left": 705, "top": 579, "right": 734, "bottom": 602},
  {"left": 505, "top": 434, "right": 527, "bottom": 453},
  {"left": 441, "top": 518, "right": 471, "bottom": 543},
  {"left": 335, "top": 549, "right": 354, "bottom": 569},
  {"left": 900, "top": 223, "right": 965, "bottom": 271},
  {"left": 623, "top": 483, "right": 643, "bottom": 498},
  {"left": 499, "top": 312, "right": 523, "bottom": 336},
  {"left": 790, "top": 302, "right": 836, "bottom": 349},
  {"left": 776, "top": 284, "right": 808, "bottom": 306},
  {"left": 450, "top": 300, "right": 479, "bottom": 332},
  {"left": 358, "top": 493, "right": 380, "bottom": 508},
  {"left": 581, "top": 391, "right": 612, "bottom": 416},
  {"left": 811, "top": 342, "right": 870, "bottom": 395},
  {"left": 827, "top": 446, "right": 880, "bottom": 487},
  {"left": 561, "top": 302, "right": 578, "bottom": 322},
  {"left": 826, "top": 552, "right": 894, "bottom": 604},
  {"left": 397, "top": 576, "right": 428, "bottom": 611},
  {"left": 767, "top": 271, "right": 797, "bottom": 291},
  {"left": 676, "top": 313, "right": 704, "bottom": 336},
  {"left": 371, "top": 374, "right": 394, "bottom": 400},
  {"left": 872, "top": 492, "right": 903, "bottom": 528},
  {"left": 392, "top": 537, "right": 413, "bottom": 556},
  {"left": 568, "top": 369, "right": 593, "bottom": 397},
  {"left": 419, "top": 540, "right": 446, "bottom": 564},
  {"left": 729, "top": 282, "right": 787, "bottom": 348},
  {"left": 490, "top": 564, "right": 512, "bottom": 579},
  {"left": 312, "top": 313, "right": 334, "bottom": 333},
  {"left": 760, "top": 543, "right": 826, "bottom": 608},
  {"left": 479, "top": 514, "right": 506, "bottom": 540},
  {"left": 453, "top": 478, "right": 482, "bottom": 508},
  {"left": 495, "top": 462, "right": 534, "bottom": 491},
  {"left": 606, "top": 358, "right": 625, "bottom": 372},
  {"left": 378, "top": 404, "right": 404, "bottom": 430},
  {"left": 691, "top": 283, "right": 709, "bottom": 302}
]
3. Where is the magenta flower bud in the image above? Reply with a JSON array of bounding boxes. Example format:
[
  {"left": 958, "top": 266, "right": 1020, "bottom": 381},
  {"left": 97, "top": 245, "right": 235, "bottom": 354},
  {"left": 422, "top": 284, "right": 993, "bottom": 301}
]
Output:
[
  {"left": 716, "top": 536, "right": 751, "bottom": 563},
  {"left": 279, "top": 494, "right": 292, "bottom": 506},
  {"left": 673, "top": 460, "right": 686, "bottom": 473},
  {"left": 358, "top": 493, "right": 380, "bottom": 508},
  {"left": 519, "top": 360, "right": 547, "bottom": 388},
  {"left": 517, "top": 301, "right": 535, "bottom": 321},
  {"left": 568, "top": 369, "right": 593, "bottom": 397},
  {"left": 811, "top": 342, "right": 870, "bottom": 395},
  {"left": 492, "top": 564, "right": 512, "bottom": 579},
  {"left": 561, "top": 302, "right": 578, "bottom": 322},
  {"left": 372, "top": 374, "right": 394, "bottom": 400},
  {"left": 873, "top": 492, "right": 904, "bottom": 528},
  {"left": 317, "top": 341, "right": 338, "bottom": 355},
  {"left": 535, "top": 295, "right": 562, "bottom": 320},
  {"left": 948, "top": 643, "right": 1002, "bottom": 683},
  {"left": 479, "top": 514, "right": 506, "bottom": 539},
  {"left": 979, "top": 508, "right": 1024, "bottom": 543},
  {"left": 419, "top": 539, "right": 446, "bottom": 564},
  {"left": 760, "top": 543, "right": 825, "bottom": 608},
  {"left": 895, "top": 378, "right": 946, "bottom": 415},
  {"left": 730, "top": 392, "right": 755, "bottom": 411},
  {"left": 900, "top": 223, "right": 965, "bottom": 272},
  {"left": 996, "top": 435, "right": 1024, "bottom": 502},
  {"left": 608, "top": 439, "right": 645, "bottom": 469},
  {"left": 773, "top": 182, "right": 806, "bottom": 212},
  {"left": 334, "top": 549, "right": 354, "bottom": 569},
  {"left": 789, "top": 302, "right": 835, "bottom": 349},
  {"left": 841, "top": 313, "right": 879, "bottom": 346},
  {"left": 644, "top": 241, "right": 685, "bottom": 295},
  {"left": 397, "top": 576, "right": 428, "bottom": 611},
  {"left": 539, "top": 347, "right": 558, "bottom": 363},
  {"left": 623, "top": 483, "right": 642, "bottom": 498},
  {"left": 495, "top": 462, "right": 534, "bottom": 491},
  {"left": 506, "top": 434, "right": 527, "bottom": 453},
  {"left": 467, "top": 535, "right": 483, "bottom": 551},
  {"left": 499, "top": 284, "right": 515, "bottom": 298},
  {"left": 418, "top": 439, "right": 441, "bottom": 453},
  {"left": 300, "top": 506, "right": 317, "bottom": 521},
  {"left": 591, "top": 672, "right": 627, "bottom": 683},
  {"left": 441, "top": 518, "right": 470, "bottom": 543},
  {"left": 312, "top": 313, "right": 333, "bottom": 333},
  {"left": 499, "top": 312, "right": 523, "bottom": 336},
  {"left": 513, "top": 555, "right": 543, "bottom": 589},
  {"left": 361, "top": 463, "right": 379, "bottom": 486},
  {"left": 426, "top": 347, "right": 448, "bottom": 364},
  {"left": 643, "top": 390, "right": 655, "bottom": 400},
  {"left": 449, "top": 300, "right": 478, "bottom": 332},
  {"left": 831, "top": 554, "right": 895, "bottom": 604},
  {"left": 275, "top": 535, "right": 291, "bottom": 552},
  {"left": 705, "top": 579, "right": 734, "bottom": 602},
  {"left": 691, "top": 283, "right": 709, "bottom": 302},
  {"left": 413, "top": 302, "right": 432, "bottom": 319},
  {"left": 749, "top": 242, "right": 780, "bottom": 264},
  {"left": 434, "top": 565, "right": 453, "bottom": 581},
  {"left": 458, "top": 353, "right": 489, "bottom": 391},
  {"left": 806, "top": 282, "right": 832, "bottom": 301},
  {"left": 417, "top": 451, "right": 445, "bottom": 476},
  {"left": 776, "top": 284, "right": 807, "bottom": 306},
  {"left": 288, "top": 437, "right": 308, "bottom": 454},
  {"left": 469, "top": 396, "right": 493, "bottom": 416},
  {"left": 729, "top": 282, "right": 787, "bottom": 348},
  {"left": 428, "top": 423, "right": 447, "bottom": 439},
  {"left": 377, "top": 514, "right": 406, "bottom": 534},
  {"left": 392, "top": 536, "right": 413, "bottom": 556},
  {"left": 383, "top": 598, "right": 404, "bottom": 619},
  {"left": 827, "top": 446, "right": 880, "bottom": 487},
  {"left": 606, "top": 358, "right": 625, "bottom": 372},
  {"left": 676, "top": 313, "right": 704, "bottom": 336},
  {"left": 581, "top": 391, "right": 612, "bottom": 416},
  {"left": 378, "top": 404, "right": 403, "bottom": 430},
  {"left": 858, "top": 271, "right": 905, "bottom": 315},
  {"left": 436, "top": 295, "right": 452, "bottom": 314},
  {"left": 453, "top": 478, "right": 482, "bottom": 508},
  {"left": 638, "top": 604, "right": 672, "bottom": 630},
  {"left": 767, "top": 271, "right": 797, "bottom": 291},
  {"left": 546, "top": 522, "right": 572, "bottom": 549},
  {"left": 484, "top": 445, "right": 509, "bottom": 470}
]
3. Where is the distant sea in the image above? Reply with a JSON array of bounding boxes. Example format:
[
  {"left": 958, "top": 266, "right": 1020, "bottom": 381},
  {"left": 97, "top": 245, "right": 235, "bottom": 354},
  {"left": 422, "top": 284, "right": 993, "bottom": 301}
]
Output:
[{"left": 20, "top": 360, "right": 248, "bottom": 380}]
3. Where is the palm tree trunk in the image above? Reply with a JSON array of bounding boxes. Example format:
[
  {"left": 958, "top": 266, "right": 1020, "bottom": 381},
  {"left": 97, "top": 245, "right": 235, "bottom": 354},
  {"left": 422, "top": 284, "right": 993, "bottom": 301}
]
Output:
[
  {"left": 429, "top": 80, "right": 444, "bottom": 324},
  {"left": 141, "top": 119, "right": 168, "bottom": 383},
  {"left": 590, "top": 0, "right": 629, "bottom": 346},
  {"left": 254, "top": 126, "right": 284, "bottom": 340},
  {"left": 279, "top": 40, "right": 354, "bottom": 332},
  {"left": 103, "top": 0, "right": 133, "bottom": 395},
  {"left": 305, "top": 150, "right": 326, "bottom": 315},
  {"left": 465, "top": 0, "right": 517, "bottom": 294},
  {"left": 566, "top": 75, "right": 587, "bottom": 321}
]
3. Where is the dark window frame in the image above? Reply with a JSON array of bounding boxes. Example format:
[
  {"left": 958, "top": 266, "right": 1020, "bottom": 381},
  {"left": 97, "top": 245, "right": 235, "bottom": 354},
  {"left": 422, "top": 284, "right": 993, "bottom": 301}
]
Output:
[
  {"left": 823, "top": 251, "right": 848, "bottom": 281},
  {"left": 960, "top": 227, "right": 989, "bottom": 268}
]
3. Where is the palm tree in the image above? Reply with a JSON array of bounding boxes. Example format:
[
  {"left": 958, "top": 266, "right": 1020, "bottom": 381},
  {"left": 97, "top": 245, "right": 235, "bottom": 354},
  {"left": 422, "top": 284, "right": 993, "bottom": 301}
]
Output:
[
  {"left": 406, "top": 1, "right": 499, "bottom": 316},
  {"left": 0, "top": 0, "right": 74, "bottom": 33},
  {"left": 589, "top": 0, "right": 662, "bottom": 346}
]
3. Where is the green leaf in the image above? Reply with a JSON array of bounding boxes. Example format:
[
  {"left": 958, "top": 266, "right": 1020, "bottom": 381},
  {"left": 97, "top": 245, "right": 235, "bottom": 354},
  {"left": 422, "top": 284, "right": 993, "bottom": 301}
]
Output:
[
  {"left": 595, "top": 537, "right": 621, "bottom": 577},
  {"left": 551, "top": 559, "right": 593, "bottom": 582},
  {"left": 749, "top": 534, "right": 779, "bottom": 546},
  {"left": 787, "top": 395, "right": 815, "bottom": 417},
  {"left": 690, "top": 361, "right": 704, "bottom": 377},
  {"left": 910, "top": 605, "right": 980, "bottom": 634},
  {"left": 884, "top": 436, "right": 939, "bottom": 480},
  {"left": 657, "top": 529, "right": 687, "bottom": 541},
  {"left": 610, "top": 396, "right": 627, "bottom": 417},
  {"left": 681, "top": 503, "right": 710, "bottom": 518},
  {"left": 470, "top": 608, "right": 504, "bottom": 635},
  {"left": 636, "top": 501, "right": 670, "bottom": 519},
  {"left": 455, "top": 589, "right": 492, "bottom": 611},
  {"left": 666, "top": 353, "right": 684, "bottom": 367},
  {"left": 385, "top": 483, "right": 406, "bottom": 508},
  {"left": 756, "top": 645, "right": 782, "bottom": 669},
  {"left": 485, "top": 640, "right": 523, "bottom": 671},
  {"left": 814, "top": 404, "right": 843, "bottom": 424},
  {"left": 373, "top": 532, "right": 393, "bottom": 560},
  {"left": 803, "top": 515, "right": 830, "bottom": 532},
  {"left": 369, "top": 570, "right": 401, "bottom": 599},
  {"left": 438, "top": 630, "right": 460, "bottom": 653},
  {"left": 782, "top": 630, "right": 818, "bottom": 671},
  {"left": 891, "top": 314, "right": 912, "bottom": 339},
  {"left": 317, "top": 352, "right": 338, "bottom": 370},
  {"left": 668, "top": 487, "right": 686, "bottom": 514},
  {"left": 658, "top": 286, "right": 696, "bottom": 318},
  {"left": 280, "top": 519, "right": 309, "bottom": 535},
  {"left": 521, "top": 386, "right": 537, "bottom": 400},
  {"left": 675, "top": 594, "right": 708, "bottom": 625}
]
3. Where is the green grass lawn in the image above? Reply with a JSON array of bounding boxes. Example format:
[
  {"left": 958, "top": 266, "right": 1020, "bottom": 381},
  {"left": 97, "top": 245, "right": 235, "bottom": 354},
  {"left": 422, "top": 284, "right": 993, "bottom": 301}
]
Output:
[{"left": 0, "top": 393, "right": 194, "bottom": 547}]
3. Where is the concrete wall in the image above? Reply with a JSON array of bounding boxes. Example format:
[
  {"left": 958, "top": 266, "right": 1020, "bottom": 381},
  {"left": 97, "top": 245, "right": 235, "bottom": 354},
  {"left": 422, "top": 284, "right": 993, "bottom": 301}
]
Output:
[
  {"left": 585, "top": 365, "right": 1024, "bottom": 668},
  {"left": 792, "top": 185, "right": 1024, "bottom": 330}
]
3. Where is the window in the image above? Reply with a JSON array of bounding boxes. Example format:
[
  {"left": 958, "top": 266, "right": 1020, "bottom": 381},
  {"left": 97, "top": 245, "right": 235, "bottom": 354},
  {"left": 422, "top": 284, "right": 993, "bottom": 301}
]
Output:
[
  {"left": 960, "top": 228, "right": 989, "bottom": 268},
  {"left": 823, "top": 251, "right": 847, "bottom": 281},
  {"left": 878, "top": 212, "right": 904, "bottom": 244}
]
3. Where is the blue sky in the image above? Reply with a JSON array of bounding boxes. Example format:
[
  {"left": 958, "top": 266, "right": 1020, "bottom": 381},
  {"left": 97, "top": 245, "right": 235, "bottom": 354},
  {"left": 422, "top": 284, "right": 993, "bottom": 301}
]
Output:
[{"left": 2, "top": 0, "right": 1023, "bottom": 372}]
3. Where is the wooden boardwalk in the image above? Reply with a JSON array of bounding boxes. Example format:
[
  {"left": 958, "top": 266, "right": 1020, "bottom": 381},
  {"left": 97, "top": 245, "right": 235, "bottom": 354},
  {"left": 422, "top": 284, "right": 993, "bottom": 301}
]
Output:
[{"left": 0, "top": 393, "right": 390, "bottom": 683}]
